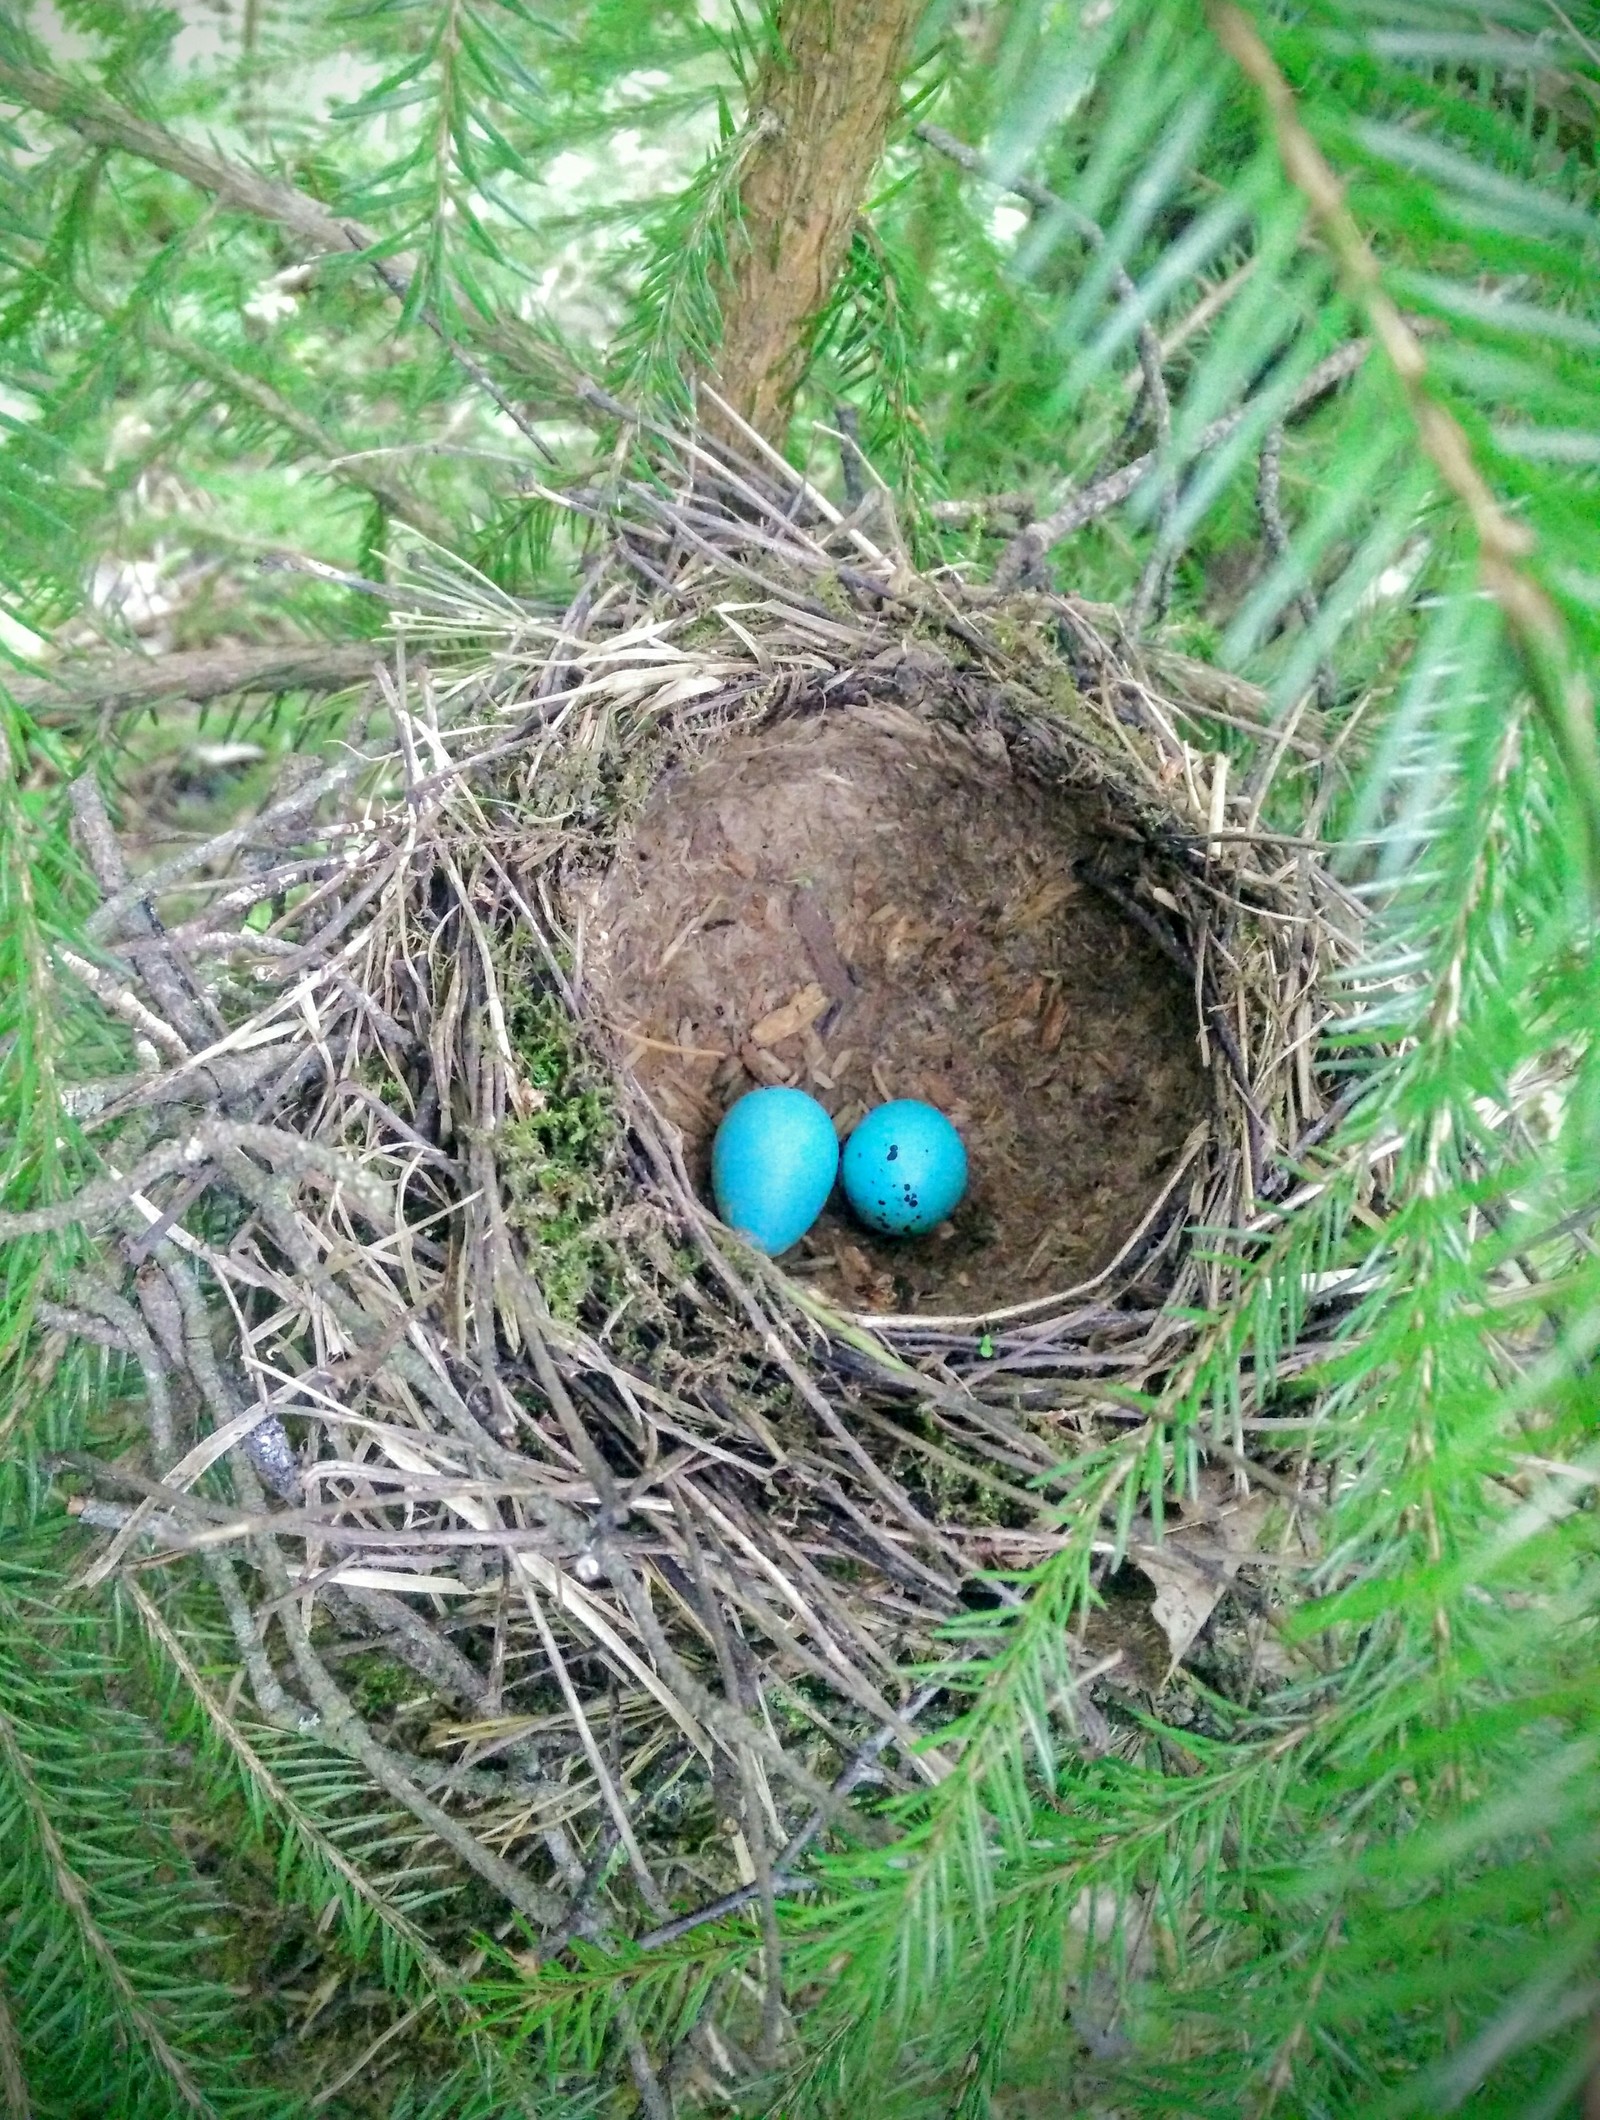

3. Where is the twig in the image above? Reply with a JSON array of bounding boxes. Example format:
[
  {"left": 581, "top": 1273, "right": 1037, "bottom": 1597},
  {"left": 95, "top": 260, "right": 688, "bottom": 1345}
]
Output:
[
  {"left": 69, "top": 775, "right": 221, "bottom": 1049},
  {"left": 85, "top": 754, "right": 375, "bottom": 942},
  {"left": 278, "top": 1594, "right": 567, "bottom": 1929},
  {"left": 1255, "top": 424, "right": 1337, "bottom": 714},
  {"left": 633, "top": 1676, "right": 947, "bottom": 1950},
  {"left": 676, "top": 1501, "right": 785, "bottom": 2059},
  {"left": 11, "top": 641, "right": 388, "bottom": 720},
  {"left": 915, "top": 124, "right": 1170, "bottom": 447},
  {"left": 523, "top": 1583, "right": 669, "bottom": 1924},
  {"left": 996, "top": 341, "right": 1370, "bottom": 586}
]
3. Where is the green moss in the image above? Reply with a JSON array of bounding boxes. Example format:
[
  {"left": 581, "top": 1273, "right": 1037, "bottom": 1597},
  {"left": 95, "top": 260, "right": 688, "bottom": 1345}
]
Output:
[
  {"left": 341, "top": 1649, "right": 421, "bottom": 1719},
  {"left": 497, "top": 981, "right": 621, "bottom": 1319},
  {"left": 815, "top": 570, "right": 857, "bottom": 622}
]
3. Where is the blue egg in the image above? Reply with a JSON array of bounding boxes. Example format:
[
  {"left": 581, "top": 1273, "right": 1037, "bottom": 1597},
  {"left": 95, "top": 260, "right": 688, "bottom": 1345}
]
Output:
[
  {"left": 711, "top": 1087, "right": 840, "bottom": 1255},
  {"left": 841, "top": 1100, "right": 968, "bottom": 1238}
]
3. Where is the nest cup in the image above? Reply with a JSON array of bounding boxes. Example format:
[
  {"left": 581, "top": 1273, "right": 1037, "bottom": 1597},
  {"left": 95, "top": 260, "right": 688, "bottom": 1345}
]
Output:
[
  {"left": 582, "top": 693, "right": 1213, "bottom": 1313},
  {"left": 47, "top": 426, "right": 1357, "bottom": 1967}
]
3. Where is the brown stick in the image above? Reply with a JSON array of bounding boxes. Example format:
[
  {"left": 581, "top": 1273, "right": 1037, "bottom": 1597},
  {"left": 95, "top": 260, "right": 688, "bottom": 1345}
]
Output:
[
  {"left": 713, "top": 0, "right": 927, "bottom": 441},
  {"left": 9, "top": 641, "right": 387, "bottom": 720}
]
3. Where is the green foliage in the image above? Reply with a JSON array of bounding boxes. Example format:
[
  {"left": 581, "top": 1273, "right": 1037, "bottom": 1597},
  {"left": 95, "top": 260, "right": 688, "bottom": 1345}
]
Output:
[
  {"left": 0, "top": 1536, "right": 310, "bottom": 2119},
  {"left": 0, "top": 0, "right": 1598, "bottom": 2111},
  {"left": 0, "top": 696, "right": 117, "bottom": 1523},
  {"left": 499, "top": 983, "right": 619, "bottom": 1319},
  {"left": 611, "top": 99, "right": 759, "bottom": 411}
]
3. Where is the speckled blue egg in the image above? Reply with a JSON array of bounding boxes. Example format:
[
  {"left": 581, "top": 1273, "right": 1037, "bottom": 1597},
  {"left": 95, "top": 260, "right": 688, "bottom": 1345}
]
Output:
[
  {"left": 711, "top": 1087, "right": 840, "bottom": 1255},
  {"left": 841, "top": 1100, "right": 968, "bottom": 1238}
]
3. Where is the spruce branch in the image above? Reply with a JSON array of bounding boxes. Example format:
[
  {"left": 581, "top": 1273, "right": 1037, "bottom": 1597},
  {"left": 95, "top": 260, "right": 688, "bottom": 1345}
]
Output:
[
  {"left": 0, "top": 1700, "right": 217, "bottom": 2118},
  {"left": 0, "top": 52, "right": 375, "bottom": 256},
  {"left": 614, "top": 112, "right": 774, "bottom": 411},
  {"left": 123, "top": 1576, "right": 461, "bottom": 1993},
  {"left": 1209, "top": 0, "right": 1600, "bottom": 888},
  {"left": 0, "top": 47, "right": 564, "bottom": 459},
  {"left": 0, "top": 1972, "right": 25, "bottom": 2120},
  {"left": 139, "top": 317, "right": 455, "bottom": 543},
  {"left": 3, "top": 219, "right": 455, "bottom": 539}
]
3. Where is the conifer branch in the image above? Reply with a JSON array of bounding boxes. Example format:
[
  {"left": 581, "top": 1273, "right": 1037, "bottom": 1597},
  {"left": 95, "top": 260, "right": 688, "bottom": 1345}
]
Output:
[
  {"left": 0, "top": 54, "right": 374, "bottom": 256},
  {"left": 1209, "top": 0, "right": 1600, "bottom": 886},
  {"left": 3, "top": 3, "right": 1597, "bottom": 2105},
  {"left": 124, "top": 1578, "right": 461, "bottom": 1992},
  {"left": 0, "top": 1702, "right": 217, "bottom": 2118},
  {"left": 0, "top": 1974, "right": 25, "bottom": 2120},
  {"left": 0, "top": 50, "right": 564, "bottom": 458},
  {"left": 140, "top": 320, "right": 455, "bottom": 542}
]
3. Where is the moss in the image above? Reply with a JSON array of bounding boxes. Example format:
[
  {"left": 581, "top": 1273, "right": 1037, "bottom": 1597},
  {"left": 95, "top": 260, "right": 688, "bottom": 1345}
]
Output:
[
  {"left": 497, "top": 980, "right": 621, "bottom": 1319},
  {"left": 341, "top": 1649, "right": 424, "bottom": 1720},
  {"left": 815, "top": 570, "right": 858, "bottom": 622},
  {"left": 677, "top": 613, "right": 726, "bottom": 652}
]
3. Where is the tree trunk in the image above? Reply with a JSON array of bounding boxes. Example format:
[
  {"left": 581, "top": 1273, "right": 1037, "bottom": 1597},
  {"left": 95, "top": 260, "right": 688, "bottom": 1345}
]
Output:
[{"left": 715, "top": 0, "right": 926, "bottom": 444}]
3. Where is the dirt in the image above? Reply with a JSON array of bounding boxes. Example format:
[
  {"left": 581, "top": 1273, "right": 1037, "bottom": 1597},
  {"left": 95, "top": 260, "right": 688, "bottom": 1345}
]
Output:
[{"left": 578, "top": 705, "right": 1210, "bottom": 1315}]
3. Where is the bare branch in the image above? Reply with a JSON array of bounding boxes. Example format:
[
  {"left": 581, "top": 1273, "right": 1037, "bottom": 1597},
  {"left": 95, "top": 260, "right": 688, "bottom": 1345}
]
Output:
[
  {"left": 996, "top": 340, "right": 1371, "bottom": 587},
  {"left": 9, "top": 641, "right": 387, "bottom": 722},
  {"left": 86, "top": 752, "right": 374, "bottom": 941}
]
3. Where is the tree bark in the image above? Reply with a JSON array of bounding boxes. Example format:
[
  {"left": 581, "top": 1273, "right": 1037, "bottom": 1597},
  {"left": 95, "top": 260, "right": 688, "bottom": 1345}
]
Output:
[{"left": 715, "top": 0, "right": 926, "bottom": 444}]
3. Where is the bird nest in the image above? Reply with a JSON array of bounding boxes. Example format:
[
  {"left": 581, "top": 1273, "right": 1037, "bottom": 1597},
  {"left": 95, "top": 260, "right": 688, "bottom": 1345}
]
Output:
[{"left": 43, "top": 429, "right": 1359, "bottom": 1983}]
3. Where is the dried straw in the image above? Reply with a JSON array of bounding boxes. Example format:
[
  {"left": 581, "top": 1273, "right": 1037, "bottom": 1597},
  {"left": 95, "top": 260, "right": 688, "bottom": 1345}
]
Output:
[{"left": 28, "top": 412, "right": 1367, "bottom": 1968}]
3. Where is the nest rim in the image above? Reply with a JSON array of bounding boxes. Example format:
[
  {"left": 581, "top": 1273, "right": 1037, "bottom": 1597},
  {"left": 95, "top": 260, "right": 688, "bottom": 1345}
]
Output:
[{"left": 544, "top": 580, "right": 1350, "bottom": 1361}]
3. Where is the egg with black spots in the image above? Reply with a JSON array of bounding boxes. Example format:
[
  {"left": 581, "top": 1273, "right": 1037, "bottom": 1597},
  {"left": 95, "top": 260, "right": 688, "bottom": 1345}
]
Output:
[{"left": 841, "top": 1100, "right": 968, "bottom": 1238}]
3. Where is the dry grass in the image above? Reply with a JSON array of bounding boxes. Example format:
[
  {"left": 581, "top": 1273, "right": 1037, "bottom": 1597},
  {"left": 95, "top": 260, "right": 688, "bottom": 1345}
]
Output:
[{"left": 25, "top": 409, "right": 1369, "bottom": 1980}]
